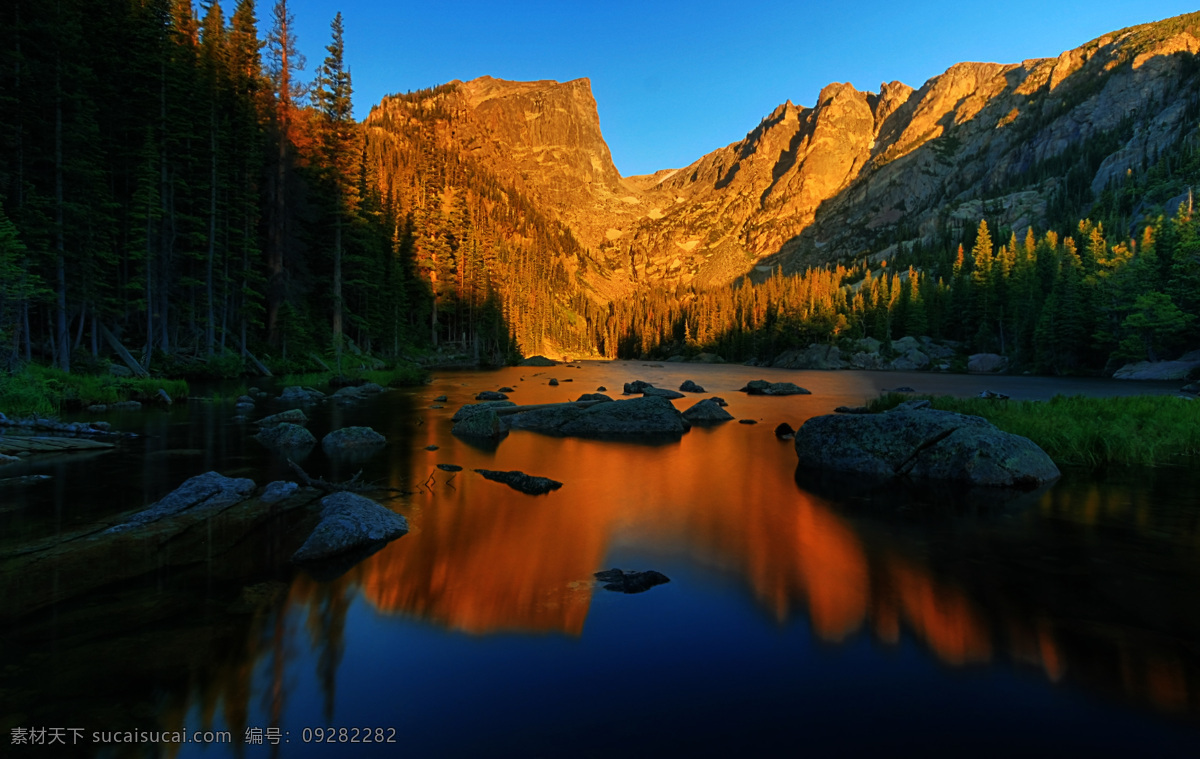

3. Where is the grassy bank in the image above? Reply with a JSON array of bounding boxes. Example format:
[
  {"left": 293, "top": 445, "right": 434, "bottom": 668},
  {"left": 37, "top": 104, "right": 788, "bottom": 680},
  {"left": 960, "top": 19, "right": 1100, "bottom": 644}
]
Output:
[
  {"left": 0, "top": 366, "right": 188, "bottom": 416},
  {"left": 277, "top": 363, "right": 427, "bottom": 391},
  {"left": 867, "top": 393, "right": 1200, "bottom": 468}
]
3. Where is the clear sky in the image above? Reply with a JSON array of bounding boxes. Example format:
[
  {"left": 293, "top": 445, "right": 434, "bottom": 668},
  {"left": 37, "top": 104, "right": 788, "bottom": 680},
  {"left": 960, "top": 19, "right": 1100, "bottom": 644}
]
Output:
[{"left": 265, "top": 0, "right": 1199, "bottom": 177}]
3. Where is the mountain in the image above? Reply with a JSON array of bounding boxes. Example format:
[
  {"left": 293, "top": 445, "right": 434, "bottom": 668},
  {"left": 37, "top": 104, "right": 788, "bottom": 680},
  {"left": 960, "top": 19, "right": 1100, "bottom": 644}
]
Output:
[{"left": 360, "top": 12, "right": 1200, "bottom": 360}]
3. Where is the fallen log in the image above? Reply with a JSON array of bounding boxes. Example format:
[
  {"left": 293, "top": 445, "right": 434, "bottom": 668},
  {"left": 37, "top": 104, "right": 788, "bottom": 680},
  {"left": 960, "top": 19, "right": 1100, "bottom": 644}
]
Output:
[
  {"left": 0, "top": 436, "right": 116, "bottom": 455},
  {"left": 237, "top": 337, "right": 273, "bottom": 377},
  {"left": 100, "top": 324, "right": 150, "bottom": 378}
]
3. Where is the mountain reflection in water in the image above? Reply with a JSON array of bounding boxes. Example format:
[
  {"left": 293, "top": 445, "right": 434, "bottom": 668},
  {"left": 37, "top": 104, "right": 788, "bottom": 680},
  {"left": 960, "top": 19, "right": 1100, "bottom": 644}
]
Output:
[{"left": 3, "top": 363, "right": 1198, "bottom": 756}]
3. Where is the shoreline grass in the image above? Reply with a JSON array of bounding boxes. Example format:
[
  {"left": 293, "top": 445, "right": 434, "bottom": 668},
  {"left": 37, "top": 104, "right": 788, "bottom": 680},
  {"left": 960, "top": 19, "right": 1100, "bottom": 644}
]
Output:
[
  {"left": 276, "top": 362, "right": 427, "bottom": 391},
  {"left": 0, "top": 365, "right": 188, "bottom": 416},
  {"left": 867, "top": 392, "right": 1200, "bottom": 468}
]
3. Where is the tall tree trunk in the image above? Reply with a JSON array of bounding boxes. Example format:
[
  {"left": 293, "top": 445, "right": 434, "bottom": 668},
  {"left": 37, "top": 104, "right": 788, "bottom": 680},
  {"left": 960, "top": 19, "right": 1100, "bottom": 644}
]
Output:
[
  {"left": 333, "top": 210, "right": 342, "bottom": 373},
  {"left": 206, "top": 105, "right": 217, "bottom": 355},
  {"left": 54, "top": 47, "right": 69, "bottom": 373}
]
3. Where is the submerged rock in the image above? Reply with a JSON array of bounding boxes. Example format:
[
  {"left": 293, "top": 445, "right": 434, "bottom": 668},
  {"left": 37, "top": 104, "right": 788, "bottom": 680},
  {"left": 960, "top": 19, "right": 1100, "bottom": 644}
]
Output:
[
  {"left": 740, "top": 380, "right": 811, "bottom": 396},
  {"left": 292, "top": 492, "right": 409, "bottom": 564},
  {"left": 682, "top": 398, "right": 734, "bottom": 423},
  {"left": 475, "top": 468, "right": 563, "bottom": 495},
  {"left": 794, "top": 401, "right": 1060, "bottom": 488},
  {"left": 594, "top": 568, "right": 671, "bottom": 594}
]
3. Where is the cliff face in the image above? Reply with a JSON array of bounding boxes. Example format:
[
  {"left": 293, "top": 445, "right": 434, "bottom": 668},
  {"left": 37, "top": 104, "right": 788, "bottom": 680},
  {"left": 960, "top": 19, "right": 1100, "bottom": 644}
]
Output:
[{"left": 366, "top": 12, "right": 1200, "bottom": 300}]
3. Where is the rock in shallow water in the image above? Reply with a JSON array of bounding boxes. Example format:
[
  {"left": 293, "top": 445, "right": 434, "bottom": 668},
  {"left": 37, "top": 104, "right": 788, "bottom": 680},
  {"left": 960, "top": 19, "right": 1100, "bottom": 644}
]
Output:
[
  {"left": 254, "top": 422, "right": 317, "bottom": 449},
  {"left": 740, "top": 380, "right": 810, "bottom": 396},
  {"left": 794, "top": 401, "right": 1060, "bottom": 488},
  {"left": 475, "top": 469, "right": 562, "bottom": 494},
  {"left": 292, "top": 492, "right": 408, "bottom": 564},
  {"left": 594, "top": 568, "right": 671, "bottom": 594},
  {"left": 322, "top": 426, "right": 386, "bottom": 454},
  {"left": 682, "top": 398, "right": 733, "bottom": 423}
]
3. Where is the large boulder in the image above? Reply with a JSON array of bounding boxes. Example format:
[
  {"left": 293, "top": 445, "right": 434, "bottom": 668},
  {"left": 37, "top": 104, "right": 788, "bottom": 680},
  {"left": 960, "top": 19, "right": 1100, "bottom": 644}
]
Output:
[
  {"left": 254, "top": 422, "right": 317, "bottom": 449},
  {"left": 520, "top": 355, "right": 557, "bottom": 366},
  {"left": 794, "top": 401, "right": 1060, "bottom": 488},
  {"left": 507, "top": 396, "right": 690, "bottom": 437},
  {"left": 1113, "top": 350, "right": 1200, "bottom": 380},
  {"left": 740, "top": 380, "right": 811, "bottom": 396},
  {"left": 322, "top": 426, "right": 386, "bottom": 454},
  {"left": 682, "top": 398, "right": 734, "bottom": 423},
  {"left": 967, "top": 353, "right": 1009, "bottom": 374},
  {"left": 291, "top": 492, "right": 408, "bottom": 564}
]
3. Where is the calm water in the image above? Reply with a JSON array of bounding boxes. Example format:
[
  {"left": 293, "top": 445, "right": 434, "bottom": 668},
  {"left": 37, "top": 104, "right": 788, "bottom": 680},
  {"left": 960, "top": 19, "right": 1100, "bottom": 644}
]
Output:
[{"left": 2, "top": 363, "right": 1198, "bottom": 757}]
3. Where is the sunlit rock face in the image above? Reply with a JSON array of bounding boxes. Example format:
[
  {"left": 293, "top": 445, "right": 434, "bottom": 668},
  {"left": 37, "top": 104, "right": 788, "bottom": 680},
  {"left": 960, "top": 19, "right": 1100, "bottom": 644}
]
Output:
[{"left": 365, "top": 14, "right": 1200, "bottom": 300}]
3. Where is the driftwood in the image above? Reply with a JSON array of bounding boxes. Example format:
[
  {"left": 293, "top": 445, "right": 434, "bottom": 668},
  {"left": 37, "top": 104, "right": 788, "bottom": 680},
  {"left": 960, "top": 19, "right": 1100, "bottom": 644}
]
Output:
[
  {"left": 309, "top": 352, "right": 332, "bottom": 372},
  {"left": 286, "top": 458, "right": 368, "bottom": 493},
  {"left": 0, "top": 436, "right": 115, "bottom": 455},
  {"left": 100, "top": 324, "right": 150, "bottom": 378},
  {"left": 236, "top": 337, "right": 273, "bottom": 377}
]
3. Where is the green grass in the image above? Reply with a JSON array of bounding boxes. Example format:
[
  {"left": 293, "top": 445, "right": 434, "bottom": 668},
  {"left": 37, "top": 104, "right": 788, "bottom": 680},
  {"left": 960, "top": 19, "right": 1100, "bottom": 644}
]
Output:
[
  {"left": 277, "top": 362, "right": 427, "bottom": 391},
  {"left": 867, "top": 392, "right": 1200, "bottom": 468},
  {"left": 0, "top": 365, "right": 189, "bottom": 416}
]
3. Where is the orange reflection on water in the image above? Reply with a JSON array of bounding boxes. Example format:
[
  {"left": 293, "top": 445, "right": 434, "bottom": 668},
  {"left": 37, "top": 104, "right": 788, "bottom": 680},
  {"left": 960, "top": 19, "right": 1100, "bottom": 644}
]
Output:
[{"left": 885, "top": 556, "right": 992, "bottom": 666}]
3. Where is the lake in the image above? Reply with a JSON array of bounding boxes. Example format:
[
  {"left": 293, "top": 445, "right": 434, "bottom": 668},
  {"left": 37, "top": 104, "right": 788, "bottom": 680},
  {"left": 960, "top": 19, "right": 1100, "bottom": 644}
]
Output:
[{"left": 2, "top": 362, "right": 1198, "bottom": 757}]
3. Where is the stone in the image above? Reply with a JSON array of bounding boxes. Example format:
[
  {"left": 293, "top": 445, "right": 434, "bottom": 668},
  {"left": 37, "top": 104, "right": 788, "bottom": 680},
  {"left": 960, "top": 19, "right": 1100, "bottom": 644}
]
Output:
[
  {"left": 520, "top": 355, "right": 557, "bottom": 366},
  {"left": 1182, "top": 382, "right": 1200, "bottom": 395},
  {"left": 279, "top": 386, "right": 325, "bottom": 404},
  {"left": 260, "top": 480, "right": 300, "bottom": 504},
  {"left": 967, "top": 353, "right": 1009, "bottom": 374},
  {"left": 772, "top": 344, "right": 848, "bottom": 370},
  {"left": 642, "top": 386, "right": 685, "bottom": 399},
  {"left": 834, "top": 406, "right": 870, "bottom": 414},
  {"left": 236, "top": 395, "right": 255, "bottom": 405},
  {"left": 105, "top": 472, "right": 256, "bottom": 533},
  {"left": 594, "top": 568, "right": 670, "bottom": 594},
  {"left": 506, "top": 396, "right": 689, "bottom": 437},
  {"left": 436, "top": 463, "right": 463, "bottom": 472},
  {"left": 451, "top": 401, "right": 516, "bottom": 421},
  {"left": 108, "top": 364, "right": 133, "bottom": 378},
  {"left": 292, "top": 492, "right": 409, "bottom": 564},
  {"left": 623, "top": 380, "right": 655, "bottom": 394},
  {"left": 774, "top": 423, "right": 796, "bottom": 439},
  {"left": 0, "top": 453, "right": 20, "bottom": 466},
  {"left": 111, "top": 401, "right": 142, "bottom": 410},
  {"left": 475, "top": 469, "right": 563, "bottom": 495},
  {"left": 794, "top": 402, "right": 1060, "bottom": 488},
  {"left": 425, "top": 444, "right": 439, "bottom": 451},
  {"left": 740, "top": 380, "right": 811, "bottom": 396},
  {"left": 256, "top": 409, "right": 308, "bottom": 426},
  {"left": 254, "top": 423, "right": 317, "bottom": 449},
  {"left": 498, "top": 386, "right": 515, "bottom": 393},
  {"left": 679, "top": 380, "right": 705, "bottom": 393},
  {"left": 322, "top": 426, "right": 386, "bottom": 454},
  {"left": 682, "top": 398, "right": 734, "bottom": 423},
  {"left": 548, "top": 379, "right": 559, "bottom": 386},
  {"left": 892, "top": 386, "right": 916, "bottom": 393},
  {"left": 475, "top": 390, "right": 509, "bottom": 401},
  {"left": 596, "top": 386, "right": 607, "bottom": 391},
  {"left": 575, "top": 393, "right": 613, "bottom": 402},
  {"left": 666, "top": 355, "right": 686, "bottom": 362},
  {"left": 688, "top": 353, "right": 725, "bottom": 364},
  {"left": 452, "top": 407, "right": 505, "bottom": 439},
  {"left": 434, "top": 395, "right": 448, "bottom": 402},
  {"left": 87, "top": 404, "right": 107, "bottom": 413},
  {"left": 739, "top": 419, "right": 758, "bottom": 425},
  {"left": 708, "top": 396, "right": 728, "bottom": 406}
]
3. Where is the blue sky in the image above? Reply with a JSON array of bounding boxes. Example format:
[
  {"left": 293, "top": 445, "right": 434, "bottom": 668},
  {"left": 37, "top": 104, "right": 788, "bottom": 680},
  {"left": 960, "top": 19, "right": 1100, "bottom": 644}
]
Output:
[{"left": 266, "top": 1, "right": 1199, "bottom": 177}]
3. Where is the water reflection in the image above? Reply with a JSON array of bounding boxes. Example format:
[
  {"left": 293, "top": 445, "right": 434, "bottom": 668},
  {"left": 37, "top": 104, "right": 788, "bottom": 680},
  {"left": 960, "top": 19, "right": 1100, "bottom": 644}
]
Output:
[{"left": 3, "top": 364, "right": 1199, "bottom": 758}]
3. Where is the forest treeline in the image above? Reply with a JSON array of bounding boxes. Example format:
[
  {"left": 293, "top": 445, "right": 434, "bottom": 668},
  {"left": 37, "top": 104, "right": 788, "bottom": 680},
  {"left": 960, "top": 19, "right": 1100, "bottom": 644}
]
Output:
[
  {"left": 0, "top": 0, "right": 512, "bottom": 378},
  {"left": 1, "top": 1, "right": 1198, "bottom": 378}
]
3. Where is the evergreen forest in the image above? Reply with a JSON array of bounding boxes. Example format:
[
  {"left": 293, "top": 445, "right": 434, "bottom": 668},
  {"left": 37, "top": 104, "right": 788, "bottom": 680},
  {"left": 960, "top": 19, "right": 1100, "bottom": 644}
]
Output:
[{"left": 1, "top": 0, "right": 1199, "bottom": 381}]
